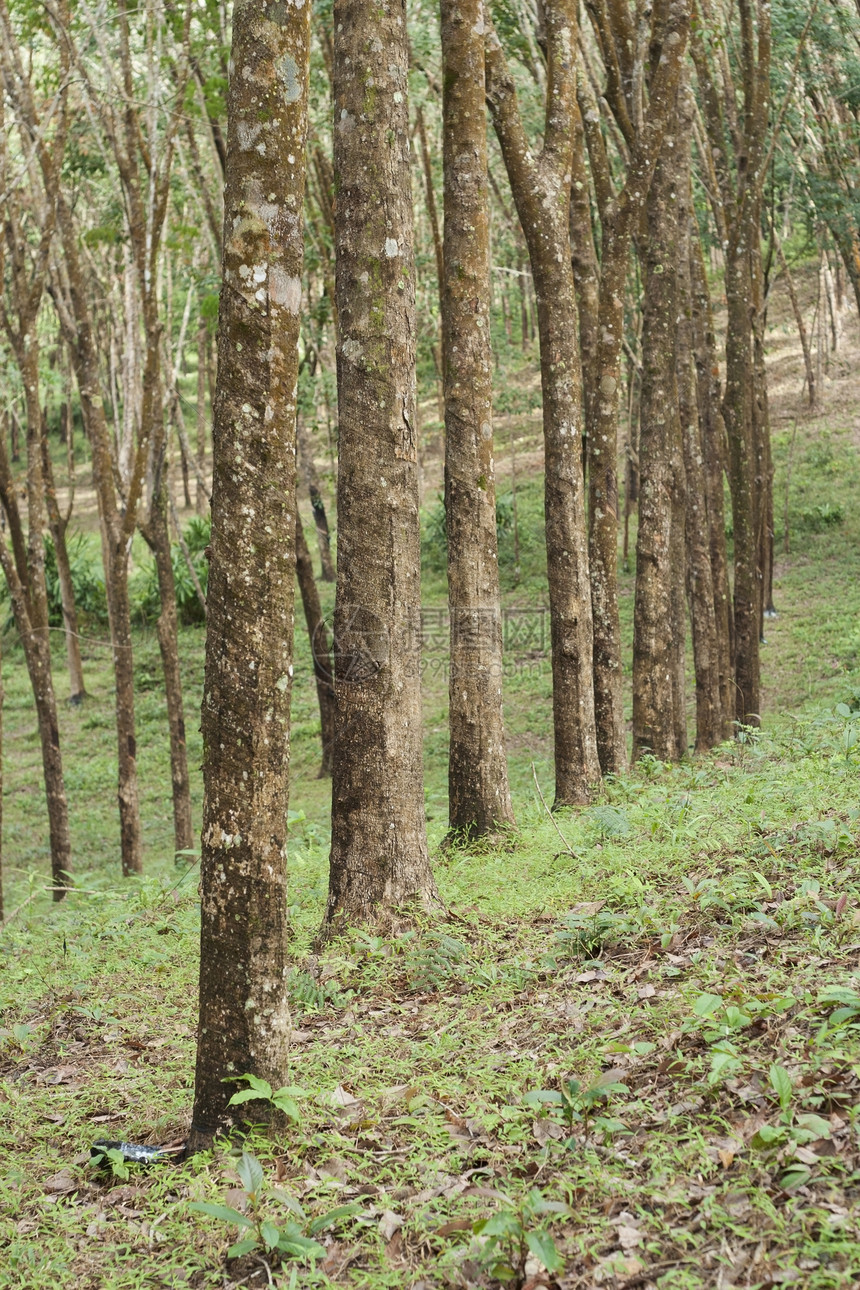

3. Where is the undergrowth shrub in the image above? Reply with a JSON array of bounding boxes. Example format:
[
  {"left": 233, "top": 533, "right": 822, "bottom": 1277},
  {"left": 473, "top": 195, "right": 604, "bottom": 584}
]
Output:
[
  {"left": 130, "top": 514, "right": 210, "bottom": 625},
  {"left": 43, "top": 532, "right": 108, "bottom": 625}
]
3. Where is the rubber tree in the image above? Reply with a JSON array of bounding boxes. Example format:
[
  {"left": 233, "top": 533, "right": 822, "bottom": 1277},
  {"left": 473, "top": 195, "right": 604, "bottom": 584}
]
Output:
[
  {"left": 188, "top": 0, "right": 312, "bottom": 1149},
  {"left": 441, "top": 0, "right": 515, "bottom": 840},
  {"left": 322, "top": 0, "right": 439, "bottom": 929},
  {"left": 573, "top": 0, "right": 692, "bottom": 773},
  {"left": 485, "top": 0, "right": 601, "bottom": 807}
]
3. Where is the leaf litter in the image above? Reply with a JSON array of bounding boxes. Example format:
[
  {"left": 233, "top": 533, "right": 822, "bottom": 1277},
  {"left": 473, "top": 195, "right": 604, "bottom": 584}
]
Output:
[{"left": 1, "top": 718, "right": 860, "bottom": 1287}]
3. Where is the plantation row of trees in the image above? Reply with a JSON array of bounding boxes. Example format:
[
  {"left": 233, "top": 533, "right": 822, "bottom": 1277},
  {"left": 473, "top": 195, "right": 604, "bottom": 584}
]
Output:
[{"left": 1, "top": 0, "right": 860, "bottom": 1129}]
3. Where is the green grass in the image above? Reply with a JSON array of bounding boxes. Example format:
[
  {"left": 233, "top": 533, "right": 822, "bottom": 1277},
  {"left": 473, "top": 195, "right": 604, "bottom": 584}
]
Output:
[{"left": 0, "top": 397, "right": 859, "bottom": 1286}]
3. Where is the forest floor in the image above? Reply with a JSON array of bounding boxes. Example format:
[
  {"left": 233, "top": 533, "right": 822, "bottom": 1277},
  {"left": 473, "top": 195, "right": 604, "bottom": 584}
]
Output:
[{"left": 1, "top": 267, "right": 860, "bottom": 1289}]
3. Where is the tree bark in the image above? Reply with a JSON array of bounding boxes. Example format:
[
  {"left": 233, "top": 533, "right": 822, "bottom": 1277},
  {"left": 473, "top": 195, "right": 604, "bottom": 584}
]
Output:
[
  {"left": 40, "top": 418, "right": 86, "bottom": 704},
  {"left": 296, "top": 510, "right": 334, "bottom": 777},
  {"left": 323, "top": 0, "right": 439, "bottom": 929},
  {"left": 52, "top": 205, "right": 145, "bottom": 877},
  {"left": 486, "top": 4, "right": 601, "bottom": 807},
  {"left": 632, "top": 140, "right": 687, "bottom": 763},
  {"left": 140, "top": 435, "right": 193, "bottom": 858},
  {"left": 677, "top": 95, "right": 722, "bottom": 753},
  {"left": 575, "top": 0, "right": 692, "bottom": 774},
  {"left": 296, "top": 418, "right": 335, "bottom": 582},
  {"left": 689, "top": 229, "right": 734, "bottom": 740},
  {"left": 189, "top": 0, "right": 311, "bottom": 1150},
  {"left": 196, "top": 315, "right": 208, "bottom": 514},
  {"left": 441, "top": 0, "right": 514, "bottom": 840}
]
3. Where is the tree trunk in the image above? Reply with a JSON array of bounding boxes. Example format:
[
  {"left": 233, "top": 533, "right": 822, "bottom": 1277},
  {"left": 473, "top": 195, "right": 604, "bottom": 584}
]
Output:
[
  {"left": 196, "top": 315, "right": 208, "bottom": 514},
  {"left": 689, "top": 231, "right": 734, "bottom": 740},
  {"left": 441, "top": 0, "right": 514, "bottom": 841},
  {"left": 775, "top": 236, "right": 815, "bottom": 405},
  {"left": 40, "top": 418, "right": 86, "bottom": 704},
  {"left": 632, "top": 143, "right": 687, "bottom": 763},
  {"left": 0, "top": 628, "right": 3, "bottom": 921},
  {"left": 296, "top": 418, "right": 335, "bottom": 582},
  {"left": 51, "top": 175, "right": 146, "bottom": 877},
  {"left": 723, "top": 239, "right": 761, "bottom": 726},
  {"left": 189, "top": 0, "right": 311, "bottom": 1151},
  {"left": 141, "top": 447, "right": 193, "bottom": 858},
  {"left": 295, "top": 510, "right": 334, "bottom": 777},
  {"left": 323, "top": 0, "right": 438, "bottom": 930},
  {"left": 486, "top": 7, "right": 601, "bottom": 807},
  {"left": 677, "top": 100, "right": 721, "bottom": 753}
]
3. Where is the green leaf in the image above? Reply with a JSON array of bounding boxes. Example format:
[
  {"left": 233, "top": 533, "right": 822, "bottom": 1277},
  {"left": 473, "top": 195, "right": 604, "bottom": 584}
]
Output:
[
  {"left": 230, "top": 1073, "right": 273, "bottom": 1099},
  {"left": 271, "top": 1092, "right": 301, "bottom": 1121},
  {"left": 277, "top": 1232, "right": 326, "bottom": 1261},
  {"left": 309, "top": 1202, "right": 362, "bottom": 1235},
  {"left": 525, "top": 1229, "right": 564, "bottom": 1274},
  {"left": 751, "top": 1124, "right": 786, "bottom": 1150},
  {"left": 228, "top": 1088, "right": 268, "bottom": 1106},
  {"left": 271, "top": 1189, "right": 307, "bottom": 1219},
  {"left": 227, "top": 1236, "right": 259, "bottom": 1258},
  {"left": 795, "top": 1113, "right": 831, "bottom": 1139},
  {"left": 482, "top": 1211, "right": 522, "bottom": 1239},
  {"left": 188, "top": 1201, "right": 253, "bottom": 1228},
  {"left": 261, "top": 1220, "right": 280, "bottom": 1251},
  {"left": 779, "top": 1167, "right": 811, "bottom": 1192},
  {"left": 769, "top": 1063, "right": 793, "bottom": 1112},
  {"left": 237, "top": 1152, "right": 264, "bottom": 1197},
  {"left": 692, "top": 993, "right": 723, "bottom": 1017},
  {"left": 523, "top": 1089, "right": 563, "bottom": 1106}
]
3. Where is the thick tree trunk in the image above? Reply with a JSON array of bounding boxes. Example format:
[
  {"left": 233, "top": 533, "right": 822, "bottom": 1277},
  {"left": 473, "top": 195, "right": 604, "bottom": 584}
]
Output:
[
  {"left": 296, "top": 511, "right": 334, "bottom": 777},
  {"left": 189, "top": 0, "right": 311, "bottom": 1150},
  {"left": 689, "top": 232, "right": 734, "bottom": 740},
  {"left": 441, "top": 0, "right": 514, "bottom": 841},
  {"left": 632, "top": 144, "right": 687, "bottom": 763},
  {"left": 323, "top": 0, "right": 438, "bottom": 929},
  {"left": 486, "top": 9, "right": 601, "bottom": 807}
]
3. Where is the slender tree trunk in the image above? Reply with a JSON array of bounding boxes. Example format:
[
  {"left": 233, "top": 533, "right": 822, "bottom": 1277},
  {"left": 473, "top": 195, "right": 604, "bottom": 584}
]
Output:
[
  {"left": 677, "top": 101, "right": 721, "bottom": 753},
  {"left": 0, "top": 628, "right": 3, "bottom": 921},
  {"left": 323, "top": 0, "right": 438, "bottom": 930},
  {"left": 141, "top": 445, "right": 193, "bottom": 857},
  {"left": 689, "top": 231, "right": 734, "bottom": 740},
  {"left": 723, "top": 239, "right": 761, "bottom": 726},
  {"left": 441, "top": 0, "right": 514, "bottom": 840},
  {"left": 632, "top": 143, "right": 687, "bottom": 762},
  {"left": 40, "top": 420, "right": 86, "bottom": 704},
  {"left": 296, "top": 418, "right": 335, "bottom": 582},
  {"left": 486, "top": 8, "right": 601, "bottom": 807},
  {"left": 189, "top": 0, "right": 311, "bottom": 1150},
  {"left": 295, "top": 510, "right": 334, "bottom": 777},
  {"left": 196, "top": 315, "right": 208, "bottom": 514},
  {"left": 775, "top": 236, "right": 815, "bottom": 405}
]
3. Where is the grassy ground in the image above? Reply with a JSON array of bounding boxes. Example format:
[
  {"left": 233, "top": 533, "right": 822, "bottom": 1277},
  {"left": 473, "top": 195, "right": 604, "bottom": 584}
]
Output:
[{"left": 1, "top": 282, "right": 859, "bottom": 1288}]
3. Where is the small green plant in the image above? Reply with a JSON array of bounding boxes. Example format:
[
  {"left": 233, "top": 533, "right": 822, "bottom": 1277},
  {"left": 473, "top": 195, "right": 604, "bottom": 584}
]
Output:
[
  {"left": 471, "top": 1187, "right": 567, "bottom": 1284},
  {"left": 226, "top": 1073, "right": 305, "bottom": 1124},
  {"left": 748, "top": 1065, "right": 833, "bottom": 1191},
  {"left": 522, "top": 1069, "right": 629, "bottom": 1142},
  {"left": 404, "top": 931, "right": 466, "bottom": 991},
  {"left": 584, "top": 804, "right": 632, "bottom": 842},
  {"left": 190, "top": 1151, "right": 354, "bottom": 1263}
]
